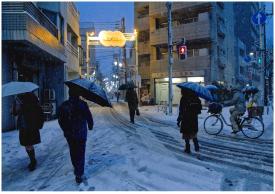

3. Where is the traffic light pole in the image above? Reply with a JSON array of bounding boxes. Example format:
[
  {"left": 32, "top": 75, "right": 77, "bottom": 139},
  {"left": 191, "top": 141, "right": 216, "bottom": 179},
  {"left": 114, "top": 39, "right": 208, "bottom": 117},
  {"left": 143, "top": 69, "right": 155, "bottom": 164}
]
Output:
[{"left": 166, "top": 2, "right": 173, "bottom": 115}]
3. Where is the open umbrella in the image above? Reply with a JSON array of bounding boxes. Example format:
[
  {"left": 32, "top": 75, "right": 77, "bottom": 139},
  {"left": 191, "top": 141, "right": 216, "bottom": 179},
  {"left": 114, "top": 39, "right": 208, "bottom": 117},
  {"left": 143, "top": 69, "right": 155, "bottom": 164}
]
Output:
[
  {"left": 65, "top": 78, "right": 112, "bottom": 107},
  {"left": 242, "top": 86, "right": 259, "bottom": 94},
  {"left": 118, "top": 81, "right": 137, "bottom": 90},
  {"left": 205, "top": 84, "right": 218, "bottom": 92},
  {"left": 177, "top": 82, "right": 214, "bottom": 101},
  {"left": 2, "top": 81, "right": 39, "bottom": 97}
]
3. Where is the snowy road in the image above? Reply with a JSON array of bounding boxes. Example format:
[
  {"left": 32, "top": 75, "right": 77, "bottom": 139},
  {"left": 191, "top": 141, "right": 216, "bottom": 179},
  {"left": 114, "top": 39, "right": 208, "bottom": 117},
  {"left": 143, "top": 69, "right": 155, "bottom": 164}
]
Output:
[{"left": 2, "top": 102, "right": 273, "bottom": 191}]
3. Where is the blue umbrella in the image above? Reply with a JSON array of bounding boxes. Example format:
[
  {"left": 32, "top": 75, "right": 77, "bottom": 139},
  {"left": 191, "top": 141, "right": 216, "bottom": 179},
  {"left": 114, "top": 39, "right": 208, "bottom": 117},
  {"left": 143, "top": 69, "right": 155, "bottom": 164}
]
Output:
[
  {"left": 205, "top": 85, "right": 218, "bottom": 92},
  {"left": 242, "top": 86, "right": 259, "bottom": 94},
  {"left": 65, "top": 78, "right": 112, "bottom": 107},
  {"left": 177, "top": 82, "right": 214, "bottom": 101}
]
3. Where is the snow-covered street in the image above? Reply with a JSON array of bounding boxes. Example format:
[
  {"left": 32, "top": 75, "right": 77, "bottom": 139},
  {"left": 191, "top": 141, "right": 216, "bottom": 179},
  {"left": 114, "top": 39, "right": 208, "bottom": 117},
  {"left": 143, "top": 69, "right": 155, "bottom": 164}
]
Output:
[{"left": 2, "top": 102, "right": 273, "bottom": 191}]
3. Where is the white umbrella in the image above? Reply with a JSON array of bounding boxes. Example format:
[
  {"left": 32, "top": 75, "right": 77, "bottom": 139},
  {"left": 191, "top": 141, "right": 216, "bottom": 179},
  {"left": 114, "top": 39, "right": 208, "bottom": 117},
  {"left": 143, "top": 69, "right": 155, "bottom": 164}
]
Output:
[{"left": 2, "top": 81, "right": 39, "bottom": 97}]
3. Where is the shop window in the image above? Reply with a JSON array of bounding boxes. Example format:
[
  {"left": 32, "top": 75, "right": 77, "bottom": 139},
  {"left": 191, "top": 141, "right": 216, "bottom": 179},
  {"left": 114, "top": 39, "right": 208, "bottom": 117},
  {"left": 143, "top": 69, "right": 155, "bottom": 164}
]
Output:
[{"left": 187, "top": 77, "right": 204, "bottom": 83}]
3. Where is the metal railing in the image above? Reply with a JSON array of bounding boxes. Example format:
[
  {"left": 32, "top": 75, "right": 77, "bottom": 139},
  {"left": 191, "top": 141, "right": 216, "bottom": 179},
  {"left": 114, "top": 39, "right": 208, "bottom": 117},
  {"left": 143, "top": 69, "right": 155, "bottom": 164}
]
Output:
[{"left": 2, "top": 2, "right": 58, "bottom": 38}]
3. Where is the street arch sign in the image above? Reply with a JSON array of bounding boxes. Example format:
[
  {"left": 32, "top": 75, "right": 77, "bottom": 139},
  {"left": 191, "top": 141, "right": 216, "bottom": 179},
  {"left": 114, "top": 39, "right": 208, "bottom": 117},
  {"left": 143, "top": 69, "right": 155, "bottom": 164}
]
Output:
[{"left": 98, "top": 30, "right": 126, "bottom": 47}]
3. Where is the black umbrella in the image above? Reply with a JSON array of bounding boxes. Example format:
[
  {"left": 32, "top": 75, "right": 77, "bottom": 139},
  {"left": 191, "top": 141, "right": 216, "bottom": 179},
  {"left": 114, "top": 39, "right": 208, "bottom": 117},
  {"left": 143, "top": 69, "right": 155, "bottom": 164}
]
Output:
[
  {"left": 118, "top": 81, "right": 137, "bottom": 90},
  {"left": 65, "top": 78, "right": 112, "bottom": 107}
]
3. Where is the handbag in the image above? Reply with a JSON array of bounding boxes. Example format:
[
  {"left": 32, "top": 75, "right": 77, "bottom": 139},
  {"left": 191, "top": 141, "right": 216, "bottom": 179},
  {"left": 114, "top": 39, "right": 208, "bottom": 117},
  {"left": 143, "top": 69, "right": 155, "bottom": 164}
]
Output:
[{"left": 136, "top": 108, "right": 140, "bottom": 116}]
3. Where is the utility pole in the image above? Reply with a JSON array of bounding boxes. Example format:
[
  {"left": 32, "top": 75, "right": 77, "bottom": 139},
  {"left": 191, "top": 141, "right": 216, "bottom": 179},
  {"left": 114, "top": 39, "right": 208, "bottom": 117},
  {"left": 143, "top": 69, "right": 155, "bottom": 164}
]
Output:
[
  {"left": 263, "top": 4, "right": 268, "bottom": 106},
  {"left": 166, "top": 2, "right": 173, "bottom": 115},
  {"left": 263, "top": 4, "right": 273, "bottom": 106},
  {"left": 86, "top": 32, "right": 89, "bottom": 78},
  {"left": 121, "top": 17, "right": 127, "bottom": 84}
]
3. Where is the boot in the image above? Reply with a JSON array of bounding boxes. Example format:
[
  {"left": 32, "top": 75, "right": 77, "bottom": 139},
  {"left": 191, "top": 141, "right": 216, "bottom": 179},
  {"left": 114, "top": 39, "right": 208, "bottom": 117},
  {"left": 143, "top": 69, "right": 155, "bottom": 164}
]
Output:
[
  {"left": 193, "top": 138, "right": 200, "bottom": 152},
  {"left": 26, "top": 149, "right": 37, "bottom": 171},
  {"left": 75, "top": 176, "right": 83, "bottom": 184},
  {"left": 184, "top": 139, "right": 191, "bottom": 154}
]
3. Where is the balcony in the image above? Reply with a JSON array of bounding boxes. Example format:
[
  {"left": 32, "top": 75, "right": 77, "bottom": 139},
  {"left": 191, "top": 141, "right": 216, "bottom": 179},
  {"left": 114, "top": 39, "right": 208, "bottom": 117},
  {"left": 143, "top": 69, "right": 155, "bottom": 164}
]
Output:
[
  {"left": 67, "top": 2, "right": 80, "bottom": 37},
  {"left": 135, "top": 2, "right": 149, "bottom": 11},
  {"left": 2, "top": 2, "right": 65, "bottom": 61},
  {"left": 149, "top": 2, "right": 211, "bottom": 17},
  {"left": 150, "top": 55, "right": 210, "bottom": 74},
  {"left": 66, "top": 41, "right": 79, "bottom": 72},
  {"left": 150, "top": 20, "right": 210, "bottom": 45},
  {"left": 135, "top": 16, "right": 149, "bottom": 30},
  {"left": 138, "top": 42, "right": 150, "bottom": 55}
]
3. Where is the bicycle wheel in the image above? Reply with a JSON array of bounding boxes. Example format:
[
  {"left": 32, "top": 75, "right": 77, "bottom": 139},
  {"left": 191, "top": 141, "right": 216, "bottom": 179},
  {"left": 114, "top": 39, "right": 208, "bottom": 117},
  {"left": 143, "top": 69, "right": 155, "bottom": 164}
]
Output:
[
  {"left": 204, "top": 115, "right": 223, "bottom": 135},
  {"left": 241, "top": 117, "right": 264, "bottom": 139}
]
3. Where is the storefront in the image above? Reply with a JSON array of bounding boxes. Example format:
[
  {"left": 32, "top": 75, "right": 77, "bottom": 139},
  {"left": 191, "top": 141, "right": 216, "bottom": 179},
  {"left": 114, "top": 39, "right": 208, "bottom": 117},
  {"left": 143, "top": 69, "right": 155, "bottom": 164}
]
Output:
[{"left": 154, "top": 76, "right": 205, "bottom": 105}]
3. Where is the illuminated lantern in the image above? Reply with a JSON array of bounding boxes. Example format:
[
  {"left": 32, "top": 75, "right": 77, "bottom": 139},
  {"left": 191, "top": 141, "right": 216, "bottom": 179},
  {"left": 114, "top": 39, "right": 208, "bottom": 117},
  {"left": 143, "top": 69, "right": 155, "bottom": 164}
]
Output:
[{"left": 98, "top": 31, "right": 126, "bottom": 47}]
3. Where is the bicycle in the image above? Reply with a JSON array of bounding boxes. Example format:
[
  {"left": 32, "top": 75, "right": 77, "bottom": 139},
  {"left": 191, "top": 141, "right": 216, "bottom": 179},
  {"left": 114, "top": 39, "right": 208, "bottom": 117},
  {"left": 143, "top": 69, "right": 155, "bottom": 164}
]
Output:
[{"left": 204, "top": 109, "right": 265, "bottom": 139}]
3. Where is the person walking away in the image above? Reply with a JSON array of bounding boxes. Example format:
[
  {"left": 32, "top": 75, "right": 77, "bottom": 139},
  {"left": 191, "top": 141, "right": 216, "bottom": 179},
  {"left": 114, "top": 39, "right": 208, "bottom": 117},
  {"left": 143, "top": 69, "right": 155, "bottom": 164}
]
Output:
[
  {"left": 223, "top": 84, "right": 246, "bottom": 133},
  {"left": 125, "top": 88, "right": 138, "bottom": 124},
  {"left": 11, "top": 92, "right": 44, "bottom": 171},
  {"left": 117, "top": 91, "right": 120, "bottom": 102},
  {"left": 177, "top": 89, "right": 202, "bottom": 154},
  {"left": 57, "top": 88, "right": 93, "bottom": 184}
]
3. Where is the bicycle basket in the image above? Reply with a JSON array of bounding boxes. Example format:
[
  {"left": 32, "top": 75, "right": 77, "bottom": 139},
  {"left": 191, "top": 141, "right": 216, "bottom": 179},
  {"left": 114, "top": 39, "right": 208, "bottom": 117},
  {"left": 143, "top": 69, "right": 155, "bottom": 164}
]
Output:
[
  {"left": 208, "top": 102, "right": 222, "bottom": 114},
  {"left": 247, "top": 106, "right": 264, "bottom": 117}
]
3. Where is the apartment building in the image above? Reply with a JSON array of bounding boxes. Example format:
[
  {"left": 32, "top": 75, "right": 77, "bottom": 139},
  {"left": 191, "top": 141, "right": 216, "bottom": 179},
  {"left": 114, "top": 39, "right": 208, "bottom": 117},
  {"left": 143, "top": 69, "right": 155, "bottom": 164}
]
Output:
[
  {"left": 80, "top": 23, "right": 96, "bottom": 76},
  {"left": 2, "top": 2, "right": 81, "bottom": 130},
  {"left": 135, "top": 2, "right": 259, "bottom": 105}
]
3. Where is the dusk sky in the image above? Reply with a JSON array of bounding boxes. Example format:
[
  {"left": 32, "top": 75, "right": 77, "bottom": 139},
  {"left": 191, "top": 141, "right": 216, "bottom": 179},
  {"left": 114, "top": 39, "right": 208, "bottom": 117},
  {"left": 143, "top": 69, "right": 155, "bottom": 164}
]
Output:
[{"left": 76, "top": 2, "right": 273, "bottom": 78}]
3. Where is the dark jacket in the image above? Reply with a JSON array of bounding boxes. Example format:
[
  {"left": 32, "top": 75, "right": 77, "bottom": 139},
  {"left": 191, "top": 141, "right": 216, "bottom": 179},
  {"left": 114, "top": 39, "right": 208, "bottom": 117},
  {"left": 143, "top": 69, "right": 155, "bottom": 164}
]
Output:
[
  {"left": 12, "top": 93, "right": 42, "bottom": 146},
  {"left": 58, "top": 96, "right": 93, "bottom": 141},
  {"left": 177, "top": 93, "right": 202, "bottom": 139},
  {"left": 126, "top": 89, "right": 138, "bottom": 110}
]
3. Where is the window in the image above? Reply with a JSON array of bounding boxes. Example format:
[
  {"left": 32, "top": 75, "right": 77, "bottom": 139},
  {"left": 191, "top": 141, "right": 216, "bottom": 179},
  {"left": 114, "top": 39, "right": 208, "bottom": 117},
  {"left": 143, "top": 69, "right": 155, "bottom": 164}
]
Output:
[
  {"left": 155, "top": 18, "right": 168, "bottom": 29},
  {"left": 138, "top": 30, "right": 150, "bottom": 42},
  {"left": 156, "top": 46, "right": 168, "bottom": 60},
  {"left": 60, "top": 16, "right": 64, "bottom": 44}
]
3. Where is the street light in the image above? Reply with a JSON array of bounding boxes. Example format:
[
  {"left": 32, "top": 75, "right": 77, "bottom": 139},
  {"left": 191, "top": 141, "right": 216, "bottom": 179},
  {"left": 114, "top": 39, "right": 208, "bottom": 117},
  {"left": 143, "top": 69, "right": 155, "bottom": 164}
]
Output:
[
  {"left": 119, "top": 62, "right": 123, "bottom": 67},
  {"left": 249, "top": 52, "right": 254, "bottom": 57},
  {"left": 114, "top": 61, "right": 118, "bottom": 66}
]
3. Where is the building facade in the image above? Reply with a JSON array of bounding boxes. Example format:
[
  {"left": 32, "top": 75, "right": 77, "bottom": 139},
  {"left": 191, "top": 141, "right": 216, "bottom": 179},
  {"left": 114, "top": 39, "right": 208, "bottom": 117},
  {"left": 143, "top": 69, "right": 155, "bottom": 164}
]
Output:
[
  {"left": 2, "top": 2, "right": 81, "bottom": 130},
  {"left": 135, "top": 2, "right": 259, "bottom": 105},
  {"left": 80, "top": 23, "right": 96, "bottom": 77}
]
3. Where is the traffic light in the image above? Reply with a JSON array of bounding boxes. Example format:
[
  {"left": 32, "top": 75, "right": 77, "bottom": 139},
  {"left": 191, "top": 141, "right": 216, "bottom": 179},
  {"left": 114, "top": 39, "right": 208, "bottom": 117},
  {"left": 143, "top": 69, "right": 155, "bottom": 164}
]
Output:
[{"left": 178, "top": 45, "right": 187, "bottom": 60}]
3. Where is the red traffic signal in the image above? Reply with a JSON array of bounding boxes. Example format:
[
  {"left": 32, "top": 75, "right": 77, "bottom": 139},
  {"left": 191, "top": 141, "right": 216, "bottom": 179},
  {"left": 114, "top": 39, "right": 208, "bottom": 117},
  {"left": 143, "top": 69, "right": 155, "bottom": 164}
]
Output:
[{"left": 179, "top": 45, "right": 187, "bottom": 55}]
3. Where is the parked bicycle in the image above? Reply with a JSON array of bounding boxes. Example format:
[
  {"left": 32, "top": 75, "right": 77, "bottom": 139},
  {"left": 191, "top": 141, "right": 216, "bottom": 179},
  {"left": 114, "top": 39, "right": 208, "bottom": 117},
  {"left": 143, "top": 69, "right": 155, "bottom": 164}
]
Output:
[{"left": 204, "top": 103, "right": 264, "bottom": 139}]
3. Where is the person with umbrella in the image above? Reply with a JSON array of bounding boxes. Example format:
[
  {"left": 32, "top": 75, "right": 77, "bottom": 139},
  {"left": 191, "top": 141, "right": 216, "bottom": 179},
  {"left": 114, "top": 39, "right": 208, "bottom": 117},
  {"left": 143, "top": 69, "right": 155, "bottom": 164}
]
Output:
[
  {"left": 3, "top": 81, "right": 44, "bottom": 172},
  {"left": 176, "top": 82, "right": 204, "bottom": 154},
  {"left": 125, "top": 86, "right": 139, "bottom": 124},
  {"left": 11, "top": 92, "right": 44, "bottom": 171},
  {"left": 57, "top": 78, "right": 111, "bottom": 184}
]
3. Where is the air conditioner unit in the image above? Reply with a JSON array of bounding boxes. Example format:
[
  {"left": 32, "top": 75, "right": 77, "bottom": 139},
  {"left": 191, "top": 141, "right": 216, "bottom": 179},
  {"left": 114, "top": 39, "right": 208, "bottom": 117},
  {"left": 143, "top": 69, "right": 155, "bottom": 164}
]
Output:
[{"left": 44, "top": 89, "right": 56, "bottom": 101}]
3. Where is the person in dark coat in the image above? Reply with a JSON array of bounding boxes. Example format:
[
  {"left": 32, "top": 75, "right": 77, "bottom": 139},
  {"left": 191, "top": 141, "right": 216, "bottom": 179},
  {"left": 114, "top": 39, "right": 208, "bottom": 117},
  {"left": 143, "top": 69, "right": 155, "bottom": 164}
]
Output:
[
  {"left": 11, "top": 92, "right": 42, "bottom": 171},
  {"left": 116, "top": 91, "right": 120, "bottom": 102},
  {"left": 57, "top": 88, "right": 93, "bottom": 184},
  {"left": 177, "top": 89, "right": 202, "bottom": 154},
  {"left": 125, "top": 88, "right": 138, "bottom": 124}
]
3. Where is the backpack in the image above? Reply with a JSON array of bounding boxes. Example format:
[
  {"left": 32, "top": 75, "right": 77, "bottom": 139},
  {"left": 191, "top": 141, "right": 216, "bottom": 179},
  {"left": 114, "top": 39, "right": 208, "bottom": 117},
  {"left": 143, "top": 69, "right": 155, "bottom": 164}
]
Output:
[
  {"left": 57, "top": 100, "right": 81, "bottom": 132},
  {"left": 23, "top": 103, "right": 44, "bottom": 130}
]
